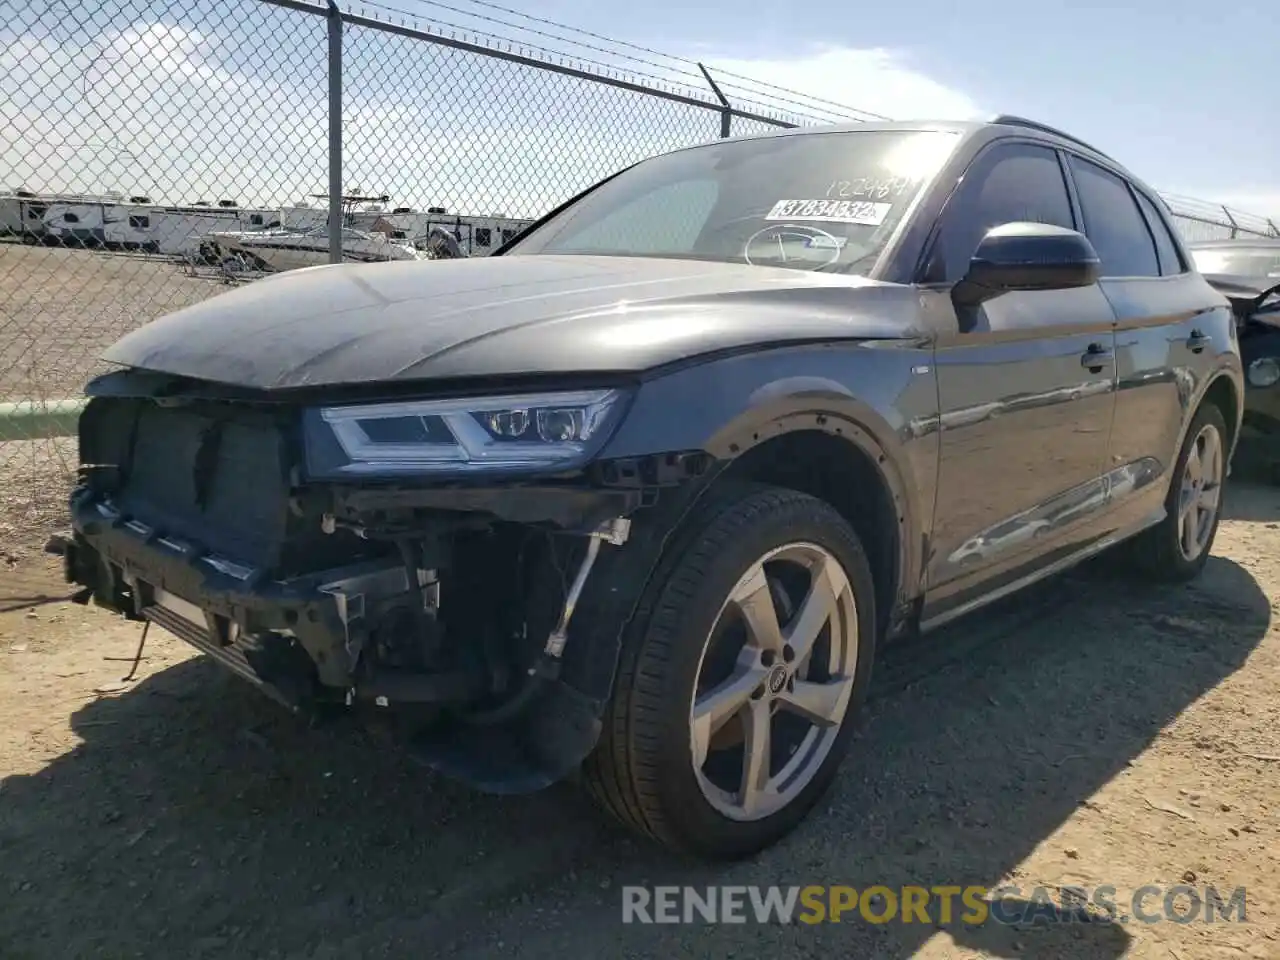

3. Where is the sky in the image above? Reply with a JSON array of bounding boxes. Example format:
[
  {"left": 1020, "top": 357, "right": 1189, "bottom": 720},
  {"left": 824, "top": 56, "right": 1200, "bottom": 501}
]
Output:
[
  {"left": 551, "top": 0, "right": 1278, "bottom": 218},
  {"left": 1, "top": 0, "right": 1275, "bottom": 228}
]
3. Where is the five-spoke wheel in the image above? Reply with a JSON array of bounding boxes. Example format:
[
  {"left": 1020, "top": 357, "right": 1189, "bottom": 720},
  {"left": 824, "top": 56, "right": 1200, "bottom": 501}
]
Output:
[
  {"left": 583, "top": 484, "right": 877, "bottom": 859},
  {"left": 1177, "top": 421, "right": 1224, "bottom": 563},
  {"left": 690, "top": 543, "right": 859, "bottom": 822},
  {"left": 1131, "top": 401, "right": 1229, "bottom": 582}
]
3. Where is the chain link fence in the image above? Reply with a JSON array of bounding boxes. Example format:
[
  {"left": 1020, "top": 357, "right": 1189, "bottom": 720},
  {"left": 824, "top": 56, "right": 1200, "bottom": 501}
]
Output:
[{"left": 1, "top": 0, "right": 1277, "bottom": 562}]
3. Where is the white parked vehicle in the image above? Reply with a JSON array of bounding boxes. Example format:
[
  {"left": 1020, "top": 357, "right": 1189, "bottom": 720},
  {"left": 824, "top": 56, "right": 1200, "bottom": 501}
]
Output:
[
  {"left": 42, "top": 199, "right": 279, "bottom": 254},
  {"left": 202, "top": 195, "right": 437, "bottom": 272},
  {"left": 203, "top": 224, "right": 425, "bottom": 272}
]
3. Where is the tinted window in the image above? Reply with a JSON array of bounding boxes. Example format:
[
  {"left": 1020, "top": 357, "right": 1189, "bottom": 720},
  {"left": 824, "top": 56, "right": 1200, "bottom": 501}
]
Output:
[
  {"left": 1133, "top": 191, "right": 1183, "bottom": 276},
  {"left": 930, "top": 143, "right": 1075, "bottom": 281},
  {"left": 1067, "top": 157, "right": 1159, "bottom": 277},
  {"left": 474, "top": 228, "right": 492, "bottom": 247},
  {"left": 511, "top": 130, "right": 961, "bottom": 274}
]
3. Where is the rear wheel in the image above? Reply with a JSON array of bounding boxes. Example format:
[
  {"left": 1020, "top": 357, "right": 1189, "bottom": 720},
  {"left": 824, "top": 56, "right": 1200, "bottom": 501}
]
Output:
[
  {"left": 1129, "top": 403, "right": 1228, "bottom": 582},
  {"left": 582, "top": 484, "right": 877, "bottom": 859}
]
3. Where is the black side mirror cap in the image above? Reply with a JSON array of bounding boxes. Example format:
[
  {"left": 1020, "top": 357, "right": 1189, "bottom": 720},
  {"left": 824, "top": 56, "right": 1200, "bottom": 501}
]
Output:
[{"left": 953, "top": 221, "right": 1101, "bottom": 310}]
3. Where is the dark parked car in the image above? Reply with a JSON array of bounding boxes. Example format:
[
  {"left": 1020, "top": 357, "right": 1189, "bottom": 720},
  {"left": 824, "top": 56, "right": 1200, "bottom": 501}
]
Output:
[
  {"left": 1187, "top": 239, "right": 1280, "bottom": 471},
  {"left": 64, "top": 116, "right": 1243, "bottom": 859}
]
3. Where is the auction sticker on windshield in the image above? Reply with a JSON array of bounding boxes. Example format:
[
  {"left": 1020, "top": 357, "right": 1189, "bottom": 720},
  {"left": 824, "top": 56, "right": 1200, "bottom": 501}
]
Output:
[{"left": 764, "top": 199, "right": 892, "bottom": 225}]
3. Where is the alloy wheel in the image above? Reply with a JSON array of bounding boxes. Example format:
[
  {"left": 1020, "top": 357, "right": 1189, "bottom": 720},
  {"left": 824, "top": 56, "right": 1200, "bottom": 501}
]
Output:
[
  {"left": 1177, "top": 421, "right": 1224, "bottom": 562},
  {"left": 689, "top": 542, "right": 859, "bottom": 822}
]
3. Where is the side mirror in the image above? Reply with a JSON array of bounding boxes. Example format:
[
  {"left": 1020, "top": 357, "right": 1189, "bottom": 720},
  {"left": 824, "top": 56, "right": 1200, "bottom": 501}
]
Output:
[{"left": 952, "top": 221, "right": 1101, "bottom": 309}]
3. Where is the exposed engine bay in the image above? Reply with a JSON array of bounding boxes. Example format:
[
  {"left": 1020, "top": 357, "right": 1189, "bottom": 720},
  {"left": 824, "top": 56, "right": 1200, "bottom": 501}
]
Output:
[{"left": 64, "top": 390, "right": 711, "bottom": 791}]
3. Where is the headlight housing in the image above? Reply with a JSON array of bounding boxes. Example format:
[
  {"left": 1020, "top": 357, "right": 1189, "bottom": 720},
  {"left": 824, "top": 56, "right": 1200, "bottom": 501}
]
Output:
[
  {"left": 306, "top": 388, "right": 627, "bottom": 477},
  {"left": 1248, "top": 357, "right": 1280, "bottom": 389}
]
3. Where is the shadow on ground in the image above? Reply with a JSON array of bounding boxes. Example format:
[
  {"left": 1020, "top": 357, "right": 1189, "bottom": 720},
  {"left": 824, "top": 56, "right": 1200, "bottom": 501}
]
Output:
[
  {"left": 1224, "top": 474, "right": 1280, "bottom": 523},
  {"left": 0, "top": 555, "right": 1268, "bottom": 960}
]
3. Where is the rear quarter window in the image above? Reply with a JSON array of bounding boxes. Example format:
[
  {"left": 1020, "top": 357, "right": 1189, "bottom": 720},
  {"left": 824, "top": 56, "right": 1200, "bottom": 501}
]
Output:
[{"left": 1133, "top": 191, "right": 1185, "bottom": 276}]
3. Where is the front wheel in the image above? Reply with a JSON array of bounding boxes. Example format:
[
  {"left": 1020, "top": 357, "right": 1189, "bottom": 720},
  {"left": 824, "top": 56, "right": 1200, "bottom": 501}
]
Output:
[{"left": 582, "top": 484, "right": 878, "bottom": 859}]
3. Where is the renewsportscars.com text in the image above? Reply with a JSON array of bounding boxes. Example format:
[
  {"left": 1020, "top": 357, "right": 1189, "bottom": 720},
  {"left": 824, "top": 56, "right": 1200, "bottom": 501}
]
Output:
[{"left": 621, "top": 884, "right": 1248, "bottom": 926}]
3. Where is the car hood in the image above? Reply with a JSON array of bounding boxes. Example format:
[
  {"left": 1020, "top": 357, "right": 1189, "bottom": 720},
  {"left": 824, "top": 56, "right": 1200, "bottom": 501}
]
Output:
[
  {"left": 1202, "top": 271, "right": 1280, "bottom": 302},
  {"left": 103, "top": 254, "right": 922, "bottom": 390}
]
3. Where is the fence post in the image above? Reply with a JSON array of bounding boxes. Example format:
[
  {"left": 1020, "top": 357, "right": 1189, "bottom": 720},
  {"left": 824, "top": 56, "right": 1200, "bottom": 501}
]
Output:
[
  {"left": 1221, "top": 204, "right": 1239, "bottom": 240},
  {"left": 327, "top": 0, "right": 344, "bottom": 264},
  {"left": 697, "top": 63, "right": 732, "bottom": 139}
]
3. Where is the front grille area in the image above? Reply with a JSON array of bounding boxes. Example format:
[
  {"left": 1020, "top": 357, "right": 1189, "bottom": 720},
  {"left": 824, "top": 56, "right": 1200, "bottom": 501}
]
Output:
[
  {"left": 113, "top": 402, "right": 293, "bottom": 568},
  {"left": 81, "top": 397, "right": 371, "bottom": 575}
]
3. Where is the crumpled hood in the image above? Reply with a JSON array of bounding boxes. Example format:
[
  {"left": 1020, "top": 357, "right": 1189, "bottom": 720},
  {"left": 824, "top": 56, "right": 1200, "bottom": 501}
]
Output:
[{"left": 103, "top": 254, "right": 920, "bottom": 390}]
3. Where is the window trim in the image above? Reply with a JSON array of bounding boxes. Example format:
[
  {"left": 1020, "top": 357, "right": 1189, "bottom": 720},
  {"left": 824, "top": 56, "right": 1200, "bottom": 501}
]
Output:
[
  {"left": 1131, "top": 187, "right": 1189, "bottom": 276},
  {"left": 915, "top": 137, "right": 1079, "bottom": 285}
]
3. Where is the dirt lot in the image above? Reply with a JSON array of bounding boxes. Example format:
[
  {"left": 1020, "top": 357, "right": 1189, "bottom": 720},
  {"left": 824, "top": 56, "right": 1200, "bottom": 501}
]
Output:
[
  {"left": 0, "top": 240, "right": 223, "bottom": 403},
  {"left": 1, "top": 484, "right": 1277, "bottom": 960},
  {"left": 0, "top": 241, "right": 231, "bottom": 568}
]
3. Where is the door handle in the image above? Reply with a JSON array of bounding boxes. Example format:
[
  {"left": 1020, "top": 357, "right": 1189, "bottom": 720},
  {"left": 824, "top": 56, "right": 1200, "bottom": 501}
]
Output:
[
  {"left": 1080, "top": 344, "right": 1114, "bottom": 372},
  {"left": 1187, "top": 329, "right": 1210, "bottom": 354}
]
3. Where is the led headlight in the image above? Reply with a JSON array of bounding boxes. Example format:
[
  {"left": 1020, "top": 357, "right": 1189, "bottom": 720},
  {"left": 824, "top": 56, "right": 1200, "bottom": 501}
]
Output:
[
  {"left": 1248, "top": 358, "right": 1280, "bottom": 388},
  {"left": 313, "top": 389, "right": 625, "bottom": 475}
]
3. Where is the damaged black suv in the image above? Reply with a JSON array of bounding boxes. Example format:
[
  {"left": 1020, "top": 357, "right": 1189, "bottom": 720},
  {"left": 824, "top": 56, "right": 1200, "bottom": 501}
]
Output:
[{"left": 66, "top": 116, "right": 1243, "bottom": 859}]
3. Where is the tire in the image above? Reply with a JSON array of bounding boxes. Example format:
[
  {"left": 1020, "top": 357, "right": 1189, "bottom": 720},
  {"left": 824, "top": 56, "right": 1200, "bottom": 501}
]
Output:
[
  {"left": 1128, "top": 402, "right": 1229, "bottom": 582},
  {"left": 581, "top": 483, "right": 878, "bottom": 859}
]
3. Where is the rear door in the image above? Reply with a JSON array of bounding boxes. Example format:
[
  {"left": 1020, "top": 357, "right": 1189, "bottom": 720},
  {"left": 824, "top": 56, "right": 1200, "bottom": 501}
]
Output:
[
  {"left": 1063, "top": 155, "right": 1227, "bottom": 533},
  {"left": 920, "top": 141, "right": 1119, "bottom": 618}
]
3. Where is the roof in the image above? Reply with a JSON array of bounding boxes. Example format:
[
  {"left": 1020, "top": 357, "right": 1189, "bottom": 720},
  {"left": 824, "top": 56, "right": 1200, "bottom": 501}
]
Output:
[{"left": 694, "top": 115, "right": 1121, "bottom": 169}]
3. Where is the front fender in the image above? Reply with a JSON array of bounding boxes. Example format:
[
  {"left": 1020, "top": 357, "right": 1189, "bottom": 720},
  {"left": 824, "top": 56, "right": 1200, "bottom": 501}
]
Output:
[
  {"left": 486, "top": 342, "right": 942, "bottom": 788},
  {"left": 600, "top": 340, "right": 938, "bottom": 538}
]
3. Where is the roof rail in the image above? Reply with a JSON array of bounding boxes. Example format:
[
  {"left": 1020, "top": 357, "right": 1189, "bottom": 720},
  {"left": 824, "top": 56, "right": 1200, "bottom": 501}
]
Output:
[{"left": 988, "top": 113, "right": 1115, "bottom": 162}]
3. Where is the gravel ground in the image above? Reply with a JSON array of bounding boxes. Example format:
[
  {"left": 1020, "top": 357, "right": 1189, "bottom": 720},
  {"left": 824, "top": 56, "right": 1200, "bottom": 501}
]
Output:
[
  {"left": 0, "top": 241, "right": 226, "bottom": 404},
  {"left": 0, "top": 241, "right": 232, "bottom": 563},
  {"left": 1, "top": 484, "right": 1277, "bottom": 960}
]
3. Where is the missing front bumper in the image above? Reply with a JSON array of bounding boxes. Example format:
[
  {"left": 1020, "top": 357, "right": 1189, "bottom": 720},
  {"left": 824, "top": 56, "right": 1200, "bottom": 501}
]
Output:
[
  {"left": 67, "top": 489, "right": 629, "bottom": 711},
  {"left": 65, "top": 497, "right": 398, "bottom": 708}
]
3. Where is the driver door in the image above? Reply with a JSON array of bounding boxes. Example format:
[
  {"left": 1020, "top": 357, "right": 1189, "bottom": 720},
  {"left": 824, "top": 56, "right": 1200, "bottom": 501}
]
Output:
[{"left": 920, "top": 141, "right": 1120, "bottom": 620}]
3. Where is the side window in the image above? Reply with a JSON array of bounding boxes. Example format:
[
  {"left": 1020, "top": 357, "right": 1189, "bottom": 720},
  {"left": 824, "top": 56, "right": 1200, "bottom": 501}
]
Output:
[
  {"left": 128, "top": 215, "right": 150, "bottom": 229},
  {"left": 1133, "top": 190, "right": 1185, "bottom": 276},
  {"left": 930, "top": 143, "right": 1074, "bottom": 282},
  {"left": 474, "top": 228, "right": 492, "bottom": 247},
  {"left": 1067, "top": 156, "right": 1159, "bottom": 278}
]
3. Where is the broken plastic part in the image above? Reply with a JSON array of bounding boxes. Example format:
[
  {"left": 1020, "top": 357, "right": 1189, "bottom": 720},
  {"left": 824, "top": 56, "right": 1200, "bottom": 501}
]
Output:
[{"left": 542, "top": 517, "right": 631, "bottom": 660}]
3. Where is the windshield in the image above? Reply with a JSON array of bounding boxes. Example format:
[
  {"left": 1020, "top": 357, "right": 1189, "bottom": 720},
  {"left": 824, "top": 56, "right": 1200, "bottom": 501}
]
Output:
[
  {"left": 506, "top": 129, "right": 960, "bottom": 274},
  {"left": 1191, "top": 246, "right": 1280, "bottom": 280}
]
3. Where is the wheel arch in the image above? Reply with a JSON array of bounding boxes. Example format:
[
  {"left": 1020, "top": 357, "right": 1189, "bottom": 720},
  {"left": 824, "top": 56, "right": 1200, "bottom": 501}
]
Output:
[
  {"left": 712, "top": 417, "right": 916, "bottom": 639},
  {"left": 1200, "top": 372, "right": 1241, "bottom": 459},
  {"left": 1169, "top": 370, "right": 1242, "bottom": 476}
]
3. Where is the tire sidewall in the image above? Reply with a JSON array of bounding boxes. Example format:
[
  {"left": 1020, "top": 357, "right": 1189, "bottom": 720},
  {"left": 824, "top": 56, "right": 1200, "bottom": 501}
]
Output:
[
  {"left": 1160, "top": 403, "right": 1229, "bottom": 577},
  {"left": 638, "top": 491, "right": 878, "bottom": 858}
]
